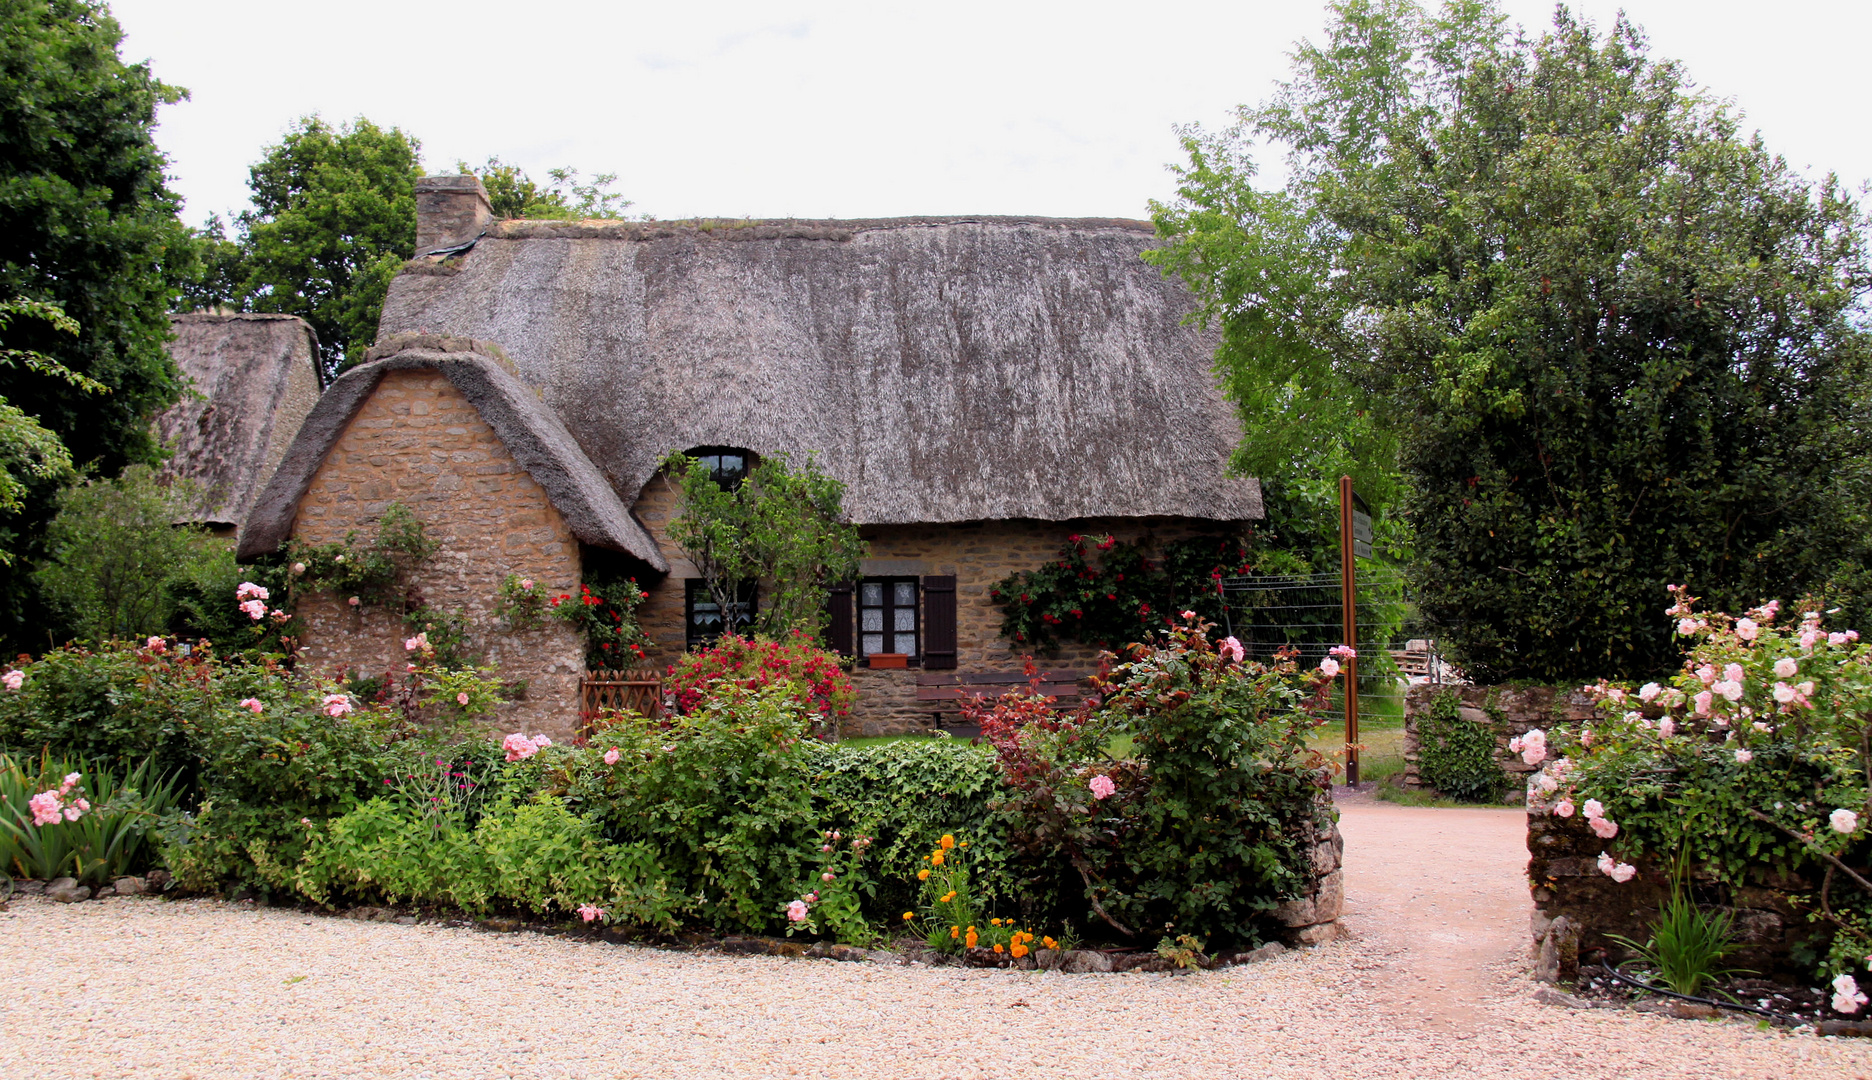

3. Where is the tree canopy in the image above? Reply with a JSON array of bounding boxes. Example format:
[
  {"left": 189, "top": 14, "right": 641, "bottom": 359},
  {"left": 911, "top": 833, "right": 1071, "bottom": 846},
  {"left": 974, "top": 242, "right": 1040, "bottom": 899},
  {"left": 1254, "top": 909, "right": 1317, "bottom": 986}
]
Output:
[{"left": 1151, "top": 0, "right": 1872, "bottom": 682}]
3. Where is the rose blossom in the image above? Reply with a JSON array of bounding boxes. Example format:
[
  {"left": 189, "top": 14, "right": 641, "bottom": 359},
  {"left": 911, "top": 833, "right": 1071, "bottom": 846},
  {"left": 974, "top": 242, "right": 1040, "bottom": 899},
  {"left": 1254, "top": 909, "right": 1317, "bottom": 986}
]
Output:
[
  {"left": 1329, "top": 645, "right": 1358, "bottom": 659},
  {"left": 1509, "top": 728, "right": 1547, "bottom": 766},
  {"left": 1319, "top": 658, "right": 1341, "bottom": 678},
  {"left": 1590, "top": 817, "right": 1620, "bottom": 839},
  {"left": 28, "top": 790, "right": 63, "bottom": 826},
  {"left": 603, "top": 747, "right": 621, "bottom": 765},
  {"left": 520, "top": 579, "right": 534, "bottom": 590},
  {"left": 1597, "top": 852, "right": 1637, "bottom": 883},
  {"left": 239, "top": 697, "right": 264, "bottom": 714},
  {"left": 291, "top": 562, "right": 306, "bottom": 575},
  {"left": 236, "top": 582, "right": 270, "bottom": 601},
  {"left": 1771, "top": 657, "right": 1798, "bottom": 678},
  {"left": 1693, "top": 690, "right": 1713, "bottom": 716},
  {"left": 1677, "top": 618, "right": 1702, "bottom": 635},
  {"left": 1831, "top": 632, "right": 1852, "bottom": 646},
  {"left": 321, "top": 693, "right": 352, "bottom": 717},
  {"left": 1833, "top": 974, "right": 1868, "bottom": 1015},
  {"left": 1583, "top": 799, "right": 1605, "bottom": 821},
  {"left": 1714, "top": 680, "right": 1743, "bottom": 702},
  {"left": 1695, "top": 665, "right": 1716, "bottom": 685},
  {"left": 1735, "top": 618, "right": 1760, "bottom": 641},
  {"left": 1831, "top": 808, "right": 1860, "bottom": 835},
  {"left": 1089, "top": 775, "right": 1117, "bottom": 800},
  {"left": 1773, "top": 682, "right": 1796, "bottom": 704},
  {"left": 1800, "top": 628, "right": 1820, "bottom": 649},
  {"left": 456, "top": 692, "right": 470, "bottom": 705},
  {"left": 577, "top": 903, "right": 606, "bottom": 923},
  {"left": 1180, "top": 610, "right": 1196, "bottom": 620},
  {"left": 1219, "top": 636, "right": 1245, "bottom": 663},
  {"left": 1637, "top": 682, "right": 1661, "bottom": 702},
  {"left": 1724, "top": 663, "right": 1745, "bottom": 683},
  {"left": 240, "top": 599, "right": 266, "bottom": 620},
  {"left": 2, "top": 669, "right": 22, "bottom": 692},
  {"left": 1657, "top": 718, "right": 1675, "bottom": 738},
  {"left": 1553, "top": 799, "right": 1575, "bottom": 818},
  {"left": 348, "top": 596, "right": 361, "bottom": 607},
  {"left": 1734, "top": 749, "right": 1753, "bottom": 764},
  {"left": 786, "top": 899, "right": 809, "bottom": 922}
]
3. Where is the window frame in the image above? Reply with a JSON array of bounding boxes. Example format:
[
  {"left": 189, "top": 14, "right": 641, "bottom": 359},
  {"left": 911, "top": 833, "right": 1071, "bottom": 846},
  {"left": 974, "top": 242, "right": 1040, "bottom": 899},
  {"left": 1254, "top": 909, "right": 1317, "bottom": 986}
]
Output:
[
  {"left": 856, "top": 576, "right": 920, "bottom": 663},
  {"left": 685, "top": 578, "right": 757, "bottom": 648}
]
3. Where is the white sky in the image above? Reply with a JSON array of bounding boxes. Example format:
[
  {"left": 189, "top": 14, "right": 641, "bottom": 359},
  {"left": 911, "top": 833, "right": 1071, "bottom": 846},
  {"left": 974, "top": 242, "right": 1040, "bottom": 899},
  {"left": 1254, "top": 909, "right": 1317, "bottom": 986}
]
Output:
[{"left": 112, "top": 0, "right": 1872, "bottom": 225}]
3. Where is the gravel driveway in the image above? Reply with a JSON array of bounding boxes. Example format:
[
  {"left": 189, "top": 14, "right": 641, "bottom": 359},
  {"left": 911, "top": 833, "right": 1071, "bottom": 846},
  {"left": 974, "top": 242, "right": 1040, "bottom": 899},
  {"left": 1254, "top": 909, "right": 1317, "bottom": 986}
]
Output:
[{"left": 5, "top": 802, "right": 1870, "bottom": 1080}]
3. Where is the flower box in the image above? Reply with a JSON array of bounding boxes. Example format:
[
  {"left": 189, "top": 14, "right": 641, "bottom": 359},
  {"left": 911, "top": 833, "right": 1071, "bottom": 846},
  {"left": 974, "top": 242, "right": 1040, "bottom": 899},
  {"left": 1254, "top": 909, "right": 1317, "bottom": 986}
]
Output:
[{"left": 868, "top": 653, "right": 909, "bottom": 669}]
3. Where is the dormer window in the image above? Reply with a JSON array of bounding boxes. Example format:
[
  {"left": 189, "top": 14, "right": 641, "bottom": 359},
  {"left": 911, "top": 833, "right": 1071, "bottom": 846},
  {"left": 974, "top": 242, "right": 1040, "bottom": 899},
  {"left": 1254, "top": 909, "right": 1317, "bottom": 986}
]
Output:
[{"left": 685, "top": 446, "right": 752, "bottom": 490}]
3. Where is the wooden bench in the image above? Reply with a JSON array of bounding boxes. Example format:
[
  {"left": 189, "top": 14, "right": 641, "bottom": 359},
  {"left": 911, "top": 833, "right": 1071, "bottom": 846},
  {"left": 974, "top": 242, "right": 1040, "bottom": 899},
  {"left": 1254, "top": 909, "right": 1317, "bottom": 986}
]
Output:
[{"left": 915, "top": 670, "right": 1095, "bottom": 704}]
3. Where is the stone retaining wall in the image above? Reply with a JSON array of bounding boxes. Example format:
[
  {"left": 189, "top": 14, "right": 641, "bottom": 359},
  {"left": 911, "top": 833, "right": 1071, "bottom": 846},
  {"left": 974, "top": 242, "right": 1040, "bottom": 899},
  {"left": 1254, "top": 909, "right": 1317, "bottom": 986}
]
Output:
[{"left": 1401, "top": 683, "right": 1595, "bottom": 791}]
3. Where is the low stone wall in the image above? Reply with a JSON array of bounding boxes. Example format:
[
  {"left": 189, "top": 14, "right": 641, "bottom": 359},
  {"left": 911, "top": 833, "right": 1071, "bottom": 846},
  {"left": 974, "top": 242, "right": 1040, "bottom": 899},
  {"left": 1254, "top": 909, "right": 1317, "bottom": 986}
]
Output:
[
  {"left": 1274, "top": 799, "right": 1345, "bottom": 946},
  {"left": 1527, "top": 803, "right": 1820, "bottom": 983},
  {"left": 1401, "top": 683, "right": 1595, "bottom": 791}
]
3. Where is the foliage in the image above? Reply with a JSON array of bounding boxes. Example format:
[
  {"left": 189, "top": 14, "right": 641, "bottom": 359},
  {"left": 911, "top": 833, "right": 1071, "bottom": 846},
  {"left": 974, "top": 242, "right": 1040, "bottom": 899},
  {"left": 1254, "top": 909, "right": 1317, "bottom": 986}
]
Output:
[
  {"left": 0, "top": 752, "right": 182, "bottom": 883},
  {"left": 236, "top": 115, "right": 423, "bottom": 378},
  {"left": 908, "top": 832, "right": 1049, "bottom": 957},
  {"left": 667, "top": 633, "right": 854, "bottom": 734},
  {"left": 0, "top": 639, "right": 218, "bottom": 780},
  {"left": 573, "top": 686, "right": 821, "bottom": 933},
  {"left": 1607, "top": 871, "right": 1752, "bottom": 997},
  {"left": 297, "top": 794, "right": 678, "bottom": 928},
  {"left": 401, "top": 604, "right": 473, "bottom": 670},
  {"left": 163, "top": 549, "right": 293, "bottom": 655},
  {"left": 1414, "top": 690, "right": 1507, "bottom": 803},
  {"left": 459, "top": 157, "right": 632, "bottom": 220},
  {"left": 991, "top": 532, "right": 1249, "bottom": 650},
  {"left": 494, "top": 573, "right": 550, "bottom": 631},
  {"left": 1546, "top": 592, "right": 1872, "bottom": 988},
  {"left": 0, "top": 299, "right": 90, "bottom": 546},
  {"left": 663, "top": 450, "right": 866, "bottom": 643},
  {"left": 972, "top": 617, "right": 1333, "bottom": 948},
  {"left": 779, "top": 827, "right": 878, "bottom": 945},
  {"left": 284, "top": 501, "right": 436, "bottom": 608},
  {"left": 548, "top": 578, "right": 649, "bottom": 669},
  {"left": 35, "top": 466, "right": 225, "bottom": 643},
  {"left": 1150, "top": 1, "right": 1872, "bottom": 683}
]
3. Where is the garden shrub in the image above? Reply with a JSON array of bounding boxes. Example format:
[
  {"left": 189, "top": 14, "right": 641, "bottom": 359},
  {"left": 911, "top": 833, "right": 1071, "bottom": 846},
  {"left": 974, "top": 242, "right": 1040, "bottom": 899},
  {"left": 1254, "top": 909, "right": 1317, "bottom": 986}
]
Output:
[
  {"left": 547, "top": 577, "right": 649, "bottom": 669},
  {"left": 666, "top": 633, "right": 853, "bottom": 733},
  {"left": 0, "top": 641, "right": 220, "bottom": 780},
  {"left": 574, "top": 686, "right": 822, "bottom": 933},
  {"left": 1415, "top": 690, "right": 1508, "bottom": 803},
  {"left": 970, "top": 618, "right": 1334, "bottom": 949},
  {"left": 1539, "top": 591, "right": 1872, "bottom": 1002}
]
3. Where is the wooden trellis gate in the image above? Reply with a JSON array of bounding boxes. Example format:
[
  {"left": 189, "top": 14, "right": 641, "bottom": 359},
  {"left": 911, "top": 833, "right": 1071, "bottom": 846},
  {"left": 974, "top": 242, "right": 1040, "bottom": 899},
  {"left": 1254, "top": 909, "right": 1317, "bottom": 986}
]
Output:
[{"left": 579, "top": 667, "right": 664, "bottom": 719}]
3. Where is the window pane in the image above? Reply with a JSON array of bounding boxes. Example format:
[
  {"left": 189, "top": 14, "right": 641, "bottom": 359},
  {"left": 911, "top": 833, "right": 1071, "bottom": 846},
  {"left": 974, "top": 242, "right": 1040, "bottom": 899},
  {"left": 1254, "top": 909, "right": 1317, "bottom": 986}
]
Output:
[
  {"left": 893, "top": 607, "right": 916, "bottom": 632},
  {"left": 861, "top": 582, "right": 883, "bottom": 606},
  {"left": 862, "top": 633, "right": 885, "bottom": 655},
  {"left": 861, "top": 609, "right": 883, "bottom": 632},
  {"left": 893, "top": 581, "right": 916, "bottom": 607},
  {"left": 898, "top": 632, "right": 917, "bottom": 656}
]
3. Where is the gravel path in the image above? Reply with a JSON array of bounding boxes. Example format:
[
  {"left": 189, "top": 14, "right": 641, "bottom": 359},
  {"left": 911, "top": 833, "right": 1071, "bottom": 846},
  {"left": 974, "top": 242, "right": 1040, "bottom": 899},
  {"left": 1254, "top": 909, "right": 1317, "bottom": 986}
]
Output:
[{"left": 5, "top": 804, "right": 1871, "bottom": 1079}]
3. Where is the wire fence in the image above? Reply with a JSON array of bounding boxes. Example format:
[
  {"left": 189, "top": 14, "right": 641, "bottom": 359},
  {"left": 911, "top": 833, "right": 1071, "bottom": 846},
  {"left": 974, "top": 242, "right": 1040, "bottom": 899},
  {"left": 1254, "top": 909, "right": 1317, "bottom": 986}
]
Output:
[{"left": 1216, "top": 569, "right": 1453, "bottom": 725}]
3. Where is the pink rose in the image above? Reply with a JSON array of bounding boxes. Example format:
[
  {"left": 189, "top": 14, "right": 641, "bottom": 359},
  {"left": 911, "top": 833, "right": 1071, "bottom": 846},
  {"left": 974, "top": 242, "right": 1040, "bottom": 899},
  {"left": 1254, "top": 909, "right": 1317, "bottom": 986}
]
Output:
[
  {"left": 1319, "top": 658, "right": 1340, "bottom": 678},
  {"left": 1590, "top": 816, "right": 1619, "bottom": 839},
  {"left": 321, "top": 693, "right": 352, "bottom": 718},
  {"left": 1831, "top": 632, "right": 1851, "bottom": 646},
  {"left": 786, "top": 899, "right": 809, "bottom": 922},
  {"left": 239, "top": 599, "right": 266, "bottom": 620},
  {"left": 604, "top": 748, "right": 621, "bottom": 765},
  {"left": 239, "top": 698, "right": 264, "bottom": 714},
  {"left": 1596, "top": 852, "right": 1636, "bottom": 883},
  {"left": 1834, "top": 974, "right": 1868, "bottom": 1015},
  {"left": 1800, "top": 628, "right": 1820, "bottom": 649},
  {"left": 1328, "top": 645, "right": 1358, "bottom": 659},
  {"left": 1693, "top": 690, "right": 1713, "bottom": 716},
  {"left": 1180, "top": 610, "right": 1196, "bottom": 620},
  {"left": 28, "top": 790, "right": 62, "bottom": 826},
  {"left": 577, "top": 903, "right": 606, "bottom": 923},
  {"left": 1553, "top": 799, "right": 1575, "bottom": 818},
  {"left": 1637, "top": 682, "right": 1661, "bottom": 702},
  {"left": 1219, "top": 636, "right": 1245, "bottom": 663},
  {"left": 503, "top": 732, "right": 540, "bottom": 762},
  {"left": 1695, "top": 665, "right": 1715, "bottom": 685},
  {"left": 2, "top": 669, "right": 22, "bottom": 692},
  {"left": 1734, "top": 749, "right": 1753, "bottom": 764},
  {"left": 348, "top": 596, "right": 361, "bottom": 607},
  {"left": 1657, "top": 718, "right": 1675, "bottom": 738},
  {"left": 1089, "top": 775, "right": 1117, "bottom": 800},
  {"left": 520, "top": 579, "right": 534, "bottom": 590},
  {"left": 1774, "top": 657, "right": 1798, "bottom": 678},
  {"left": 1735, "top": 618, "right": 1759, "bottom": 641},
  {"left": 1831, "top": 808, "right": 1859, "bottom": 835},
  {"left": 1582, "top": 799, "right": 1604, "bottom": 820},
  {"left": 456, "top": 692, "right": 470, "bottom": 705},
  {"left": 236, "top": 582, "right": 269, "bottom": 601},
  {"left": 1723, "top": 663, "right": 1745, "bottom": 683}
]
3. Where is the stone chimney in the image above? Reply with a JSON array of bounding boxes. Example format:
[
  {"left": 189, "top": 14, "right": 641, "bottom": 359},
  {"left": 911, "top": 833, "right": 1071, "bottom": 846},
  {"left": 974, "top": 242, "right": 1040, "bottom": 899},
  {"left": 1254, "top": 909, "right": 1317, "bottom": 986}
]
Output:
[{"left": 414, "top": 175, "right": 492, "bottom": 255}]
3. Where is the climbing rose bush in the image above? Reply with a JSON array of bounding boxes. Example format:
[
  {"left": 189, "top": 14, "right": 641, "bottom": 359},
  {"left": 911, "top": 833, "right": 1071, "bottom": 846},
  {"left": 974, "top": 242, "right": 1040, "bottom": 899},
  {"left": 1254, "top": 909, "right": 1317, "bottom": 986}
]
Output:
[{"left": 1526, "top": 588, "right": 1872, "bottom": 996}]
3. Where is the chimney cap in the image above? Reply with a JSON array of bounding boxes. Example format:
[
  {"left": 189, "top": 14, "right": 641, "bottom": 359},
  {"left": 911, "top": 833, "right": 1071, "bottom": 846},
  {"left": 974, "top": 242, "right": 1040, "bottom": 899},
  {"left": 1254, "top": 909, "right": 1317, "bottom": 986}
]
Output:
[{"left": 416, "top": 174, "right": 490, "bottom": 196}]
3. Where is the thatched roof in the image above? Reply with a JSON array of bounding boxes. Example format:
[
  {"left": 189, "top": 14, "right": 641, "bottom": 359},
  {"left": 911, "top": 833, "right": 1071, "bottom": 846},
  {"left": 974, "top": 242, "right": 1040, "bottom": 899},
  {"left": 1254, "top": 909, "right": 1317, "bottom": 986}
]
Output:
[
  {"left": 237, "top": 341, "right": 667, "bottom": 568},
  {"left": 155, "top": 313, "right": 321, "bottom": 528},
  {"left": 378, "top": 215, "right": 1261, "bottom": 525}
]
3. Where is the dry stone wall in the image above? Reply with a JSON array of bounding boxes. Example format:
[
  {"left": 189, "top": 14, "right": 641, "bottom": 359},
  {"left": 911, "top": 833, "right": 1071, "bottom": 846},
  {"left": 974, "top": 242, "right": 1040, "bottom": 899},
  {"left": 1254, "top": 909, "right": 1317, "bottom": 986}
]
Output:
[
  {"left": 291, "top": 368, "right": 585, "bottom": 740},
  {"left": 1400, "top": 682, "right": 1595, "bottom": 791}
]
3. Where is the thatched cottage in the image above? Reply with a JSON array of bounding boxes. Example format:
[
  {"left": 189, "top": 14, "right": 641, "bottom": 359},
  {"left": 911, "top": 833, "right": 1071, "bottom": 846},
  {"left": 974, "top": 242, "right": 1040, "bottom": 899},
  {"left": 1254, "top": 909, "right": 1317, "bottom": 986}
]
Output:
[{"left": 235, "top": 176, "right": 1262, "bottom": 737}]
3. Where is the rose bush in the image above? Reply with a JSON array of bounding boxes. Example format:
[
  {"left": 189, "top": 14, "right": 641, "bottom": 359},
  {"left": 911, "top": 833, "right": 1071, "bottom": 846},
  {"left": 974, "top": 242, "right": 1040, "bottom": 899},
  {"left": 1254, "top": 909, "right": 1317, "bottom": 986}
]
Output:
[
  {"left": 666, "top": 633, "right": 853, "bottom": 735},
  {"left": 1529, "top": 590, "right": 1872, "bottom": 1007}
]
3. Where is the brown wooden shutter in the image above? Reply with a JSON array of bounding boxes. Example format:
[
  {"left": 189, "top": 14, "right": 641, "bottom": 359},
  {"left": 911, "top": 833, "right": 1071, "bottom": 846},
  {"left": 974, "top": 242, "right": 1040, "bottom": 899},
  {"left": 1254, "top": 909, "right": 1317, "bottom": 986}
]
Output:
[
  {"left": 827, "top": 582, "right": 854, "bottom": 657},
  {"left": 922, "top": 575, "right": 957, "bottom": 669}
]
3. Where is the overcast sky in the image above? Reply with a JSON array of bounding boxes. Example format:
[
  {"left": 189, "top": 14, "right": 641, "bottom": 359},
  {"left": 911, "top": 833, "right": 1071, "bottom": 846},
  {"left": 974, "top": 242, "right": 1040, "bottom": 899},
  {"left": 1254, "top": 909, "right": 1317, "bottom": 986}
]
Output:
[{"left": 112, "top": 0, "right": 1871, "bottom": 225}]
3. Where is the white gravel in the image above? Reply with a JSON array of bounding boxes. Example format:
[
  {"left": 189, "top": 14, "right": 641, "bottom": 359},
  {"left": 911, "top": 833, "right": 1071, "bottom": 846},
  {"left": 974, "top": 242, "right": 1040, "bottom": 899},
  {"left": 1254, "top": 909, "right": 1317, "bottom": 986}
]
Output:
[{"left": 4, "top": 889, "right": 1870, "bottom": 1080}]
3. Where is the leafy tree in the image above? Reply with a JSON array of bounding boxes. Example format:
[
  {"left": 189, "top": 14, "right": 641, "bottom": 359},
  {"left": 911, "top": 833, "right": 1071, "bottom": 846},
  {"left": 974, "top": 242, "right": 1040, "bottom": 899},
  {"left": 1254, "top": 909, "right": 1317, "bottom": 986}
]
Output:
[
  {"left": 1152, "top": 1, "right": 1872, "bottom": 682},
  {"left": 459, "top": 157, "right": 632, "bottom": 220},
  {"left": 237, "top": 116, "right": 423, "bottom": 380},
  {"left": 36, "top": 465, "right": 222, "bottom": 643},
  {"left": 663, "top": 451, "right": 866, "bottom": 643},
  {"left": 0, "top": 0, "right": 192, "bottom": 646}
]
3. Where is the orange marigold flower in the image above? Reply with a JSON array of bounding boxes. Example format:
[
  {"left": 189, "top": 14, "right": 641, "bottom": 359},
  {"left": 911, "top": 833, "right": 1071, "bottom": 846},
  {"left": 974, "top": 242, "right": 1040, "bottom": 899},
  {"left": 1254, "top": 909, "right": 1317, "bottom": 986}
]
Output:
[
  {"left": 903, "top": 912, "right": 915, "bottom": 921},
  {"left": 931, "top": 852, "right": 944, "bottom": 867},
  {"left": 990, "top": 918, "right": 1002, "bottom": 927},
  {"left": 965, "top": 930, "right": 979, "bottom": 948},
  {"left": 951, "top": 926, "right": 961, "bottom": 938},
  {"left": 1042, "top": 937, "right": 1057, "bottom": 950},
  {"left": 1011, "top": 943, "right": 1028, "bottom": 958},
  {"left": 940, "top": 834, "right": 955, "bottom": 850},
  {"left": 992, "top": 943, "right": 1004, "bottom": 954},
  {"left": 917, "top": 868, "right": 931, "bottom": 881}
]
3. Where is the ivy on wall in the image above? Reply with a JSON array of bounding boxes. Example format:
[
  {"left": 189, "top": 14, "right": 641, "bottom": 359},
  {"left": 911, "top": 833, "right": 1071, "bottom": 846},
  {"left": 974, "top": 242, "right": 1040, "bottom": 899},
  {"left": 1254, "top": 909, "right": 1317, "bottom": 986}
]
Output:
[
  {"left": 989, "top": 534, "right": 1254, "bottom": 650},
  {"left": 1416, "top": 690, "right": 1508, "bottom": 803}
]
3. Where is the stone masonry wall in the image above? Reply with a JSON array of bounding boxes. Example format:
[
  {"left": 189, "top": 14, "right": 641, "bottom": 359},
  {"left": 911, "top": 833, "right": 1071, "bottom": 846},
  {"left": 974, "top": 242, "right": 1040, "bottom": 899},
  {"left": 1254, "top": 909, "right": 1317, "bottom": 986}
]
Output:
[
  {"left": 291, "top": 368, "right": 586, "bottom": 741},
  {"left": 624, "top": 481, "right": 1244, "bottom": 737},
  {"left": 1403, "top": 684, "right": 1821, "bottom": 982}
]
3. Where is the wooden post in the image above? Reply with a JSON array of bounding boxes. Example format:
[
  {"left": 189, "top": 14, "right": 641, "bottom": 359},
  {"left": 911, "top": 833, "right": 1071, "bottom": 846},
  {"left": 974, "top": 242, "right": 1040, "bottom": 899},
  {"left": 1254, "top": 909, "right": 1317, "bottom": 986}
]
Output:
[{"left": 1339, "top": 475, "right": 1360, "bottom": 786}]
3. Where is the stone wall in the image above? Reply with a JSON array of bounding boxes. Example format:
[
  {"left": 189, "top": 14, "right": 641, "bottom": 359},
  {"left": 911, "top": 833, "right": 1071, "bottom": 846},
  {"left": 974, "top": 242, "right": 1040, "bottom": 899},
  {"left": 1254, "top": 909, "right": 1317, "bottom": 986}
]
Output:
[
  {"left": 291, "top": 368, "right": 586, "bottom": 740},
  {"left": 624, "top": 486, "right": 1244, "bottom": 736},
  {"left": 1401, "top": 682, "right": 1595, "bottom": 792},
  {"left": 1528, "top": 803, "right": 1820, "bottom": 983},
  {"left": 1274, "top": 793, "right": 1346, "bottom": 946}
]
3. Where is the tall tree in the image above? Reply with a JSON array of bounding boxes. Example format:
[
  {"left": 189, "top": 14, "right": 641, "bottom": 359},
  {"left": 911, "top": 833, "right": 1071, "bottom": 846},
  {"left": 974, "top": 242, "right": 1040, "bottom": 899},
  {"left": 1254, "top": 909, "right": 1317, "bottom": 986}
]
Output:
[
  {"left": 0, "top": 0, "right": 191, "bottom": 646},
  {"left": 1152, "top": 1, "right": 1872, "bottom": 682},
  {"left": 460, "top": 157, "right": 633, "bottom": 221},
  {"left": 238, "top": 116, "right": 422, "bottom": 380}
]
